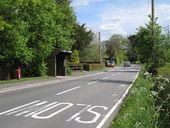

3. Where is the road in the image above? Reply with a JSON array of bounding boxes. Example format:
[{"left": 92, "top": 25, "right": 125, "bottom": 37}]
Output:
[{"left": 0, "top": 65, "right": 140, "bottom": 128}]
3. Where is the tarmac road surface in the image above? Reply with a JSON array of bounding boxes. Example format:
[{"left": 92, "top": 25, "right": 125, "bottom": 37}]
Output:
[{"left": 0, "top": 65, "right": 140, "bottom": 128}]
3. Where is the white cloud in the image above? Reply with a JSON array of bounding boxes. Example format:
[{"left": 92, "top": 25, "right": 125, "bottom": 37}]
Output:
[
  {"left": 98, "top": 3, "right": 170, "bottom": 40},
  {"left": 99, "top": 6, "right": 148, "bottom": 38},
  {"left": 72, "top": 1, "right": 170, "bottom": 40},
  {"left": 72, "top": 0, "right": 105, "bottom": 7},
  {"left": 156, "top": 4, "right": 170, "bottom": 26},
  {"left": 72, "top": 0, "right": 88, "bottom": 7}
]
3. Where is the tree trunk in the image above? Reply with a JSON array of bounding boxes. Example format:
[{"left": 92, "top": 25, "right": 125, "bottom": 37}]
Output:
[{"left": 0, "top": 62, "right": 11, "bottom": 80}]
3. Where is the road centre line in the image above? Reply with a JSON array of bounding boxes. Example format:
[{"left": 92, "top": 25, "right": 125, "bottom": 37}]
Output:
[
  {"left": 56, "top": 86, "right": 80, "bottom": 96},
  {"left": 102, "top": 77, "right": 110, "bottom": 80},
  {"left": 0, "top": 72, "right": 106, "bottom": 94},
  {"left": 87, "top": 81, "right": 97, "bottom": 85},
  {"left": 111, "top": 73, "right": 117, "bottom": 77}
]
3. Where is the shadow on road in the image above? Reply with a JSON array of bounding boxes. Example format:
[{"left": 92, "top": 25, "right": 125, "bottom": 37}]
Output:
[{"left": 93, "top": 79, "right": 133, "bottom": 85}]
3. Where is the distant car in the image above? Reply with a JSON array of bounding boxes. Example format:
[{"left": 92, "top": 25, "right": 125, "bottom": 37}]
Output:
[
  {"left": 124, "top": 61, "right": 131, "bottom": 67},
  {"left": 106, "top": 59, "right": 115, "bottom": 67}
]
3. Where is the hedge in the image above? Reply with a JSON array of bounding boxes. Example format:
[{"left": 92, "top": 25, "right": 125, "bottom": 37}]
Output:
[{"left": 83, "top": 63, "right": 104, "bottom": 71}]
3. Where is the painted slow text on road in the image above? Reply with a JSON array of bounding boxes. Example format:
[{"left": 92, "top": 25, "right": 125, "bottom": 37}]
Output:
[{"left": 0, "top": 100, "right": 108, "bottom": 124}]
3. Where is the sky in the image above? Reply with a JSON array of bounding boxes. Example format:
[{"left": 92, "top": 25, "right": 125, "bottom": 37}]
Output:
[{"left": 71, "top": 0, "right": 170, "bottom": 40}]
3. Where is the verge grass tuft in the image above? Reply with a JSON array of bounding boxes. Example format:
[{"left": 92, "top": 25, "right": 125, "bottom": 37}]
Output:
[{"left": 110, "top": 67, "right": 159, "bottom": 128}]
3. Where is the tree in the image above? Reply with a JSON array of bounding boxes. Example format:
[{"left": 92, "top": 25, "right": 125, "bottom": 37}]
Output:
[
  {"left": 162, "top": 33, "right": 170, "bottom": 63},
  {"left": 55, "top": 0, "right": 76, "bottom": 50},
  {"left": 105, "top": 34, "right": 129, "bottom": 64},
  {"left": 72, "top": 23, "right": 93, "bottom": 51},
  {"left": 0, "top": 0, "right": 76, "bottom": 79},
  {"left": 70, "top": 50, "right": 80, "bottom": 63},
  {"left": 79, "top": 44, "right": 100, "bottom": 62},
  {"left": 127, "top": 35, "right": 138, "bottom": 63},
  {"left": 135, "top": 16, "right": 166, "bottom": 74}
]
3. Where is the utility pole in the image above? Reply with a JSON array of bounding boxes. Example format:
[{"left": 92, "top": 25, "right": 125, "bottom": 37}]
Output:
[
  {"left": 167, "top": 25, "right": 170, "bottom": 38},
  {"left": 151, "top": 0, "right": 155, "bottom": 25},
  {"left": 151, "top": 0, "right": 155, "bottom": 35},
  {"left": 98, "top": 32, "right": 102, "bottom": 64},
  {"left": 151, "top": 0, "right": 156, "bottom": 63}
]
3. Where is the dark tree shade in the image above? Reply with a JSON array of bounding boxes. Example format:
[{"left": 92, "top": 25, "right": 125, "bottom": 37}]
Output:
[{"left": 72, "top": 23, "right": 93, "bottom": 51}]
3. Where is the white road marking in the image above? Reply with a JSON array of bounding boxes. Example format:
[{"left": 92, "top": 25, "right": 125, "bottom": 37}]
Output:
[
  {"left": 32, "top": 102, "right": 73, "bottom": 119},
  {"left": 120, "top": 84, "right": 128, "bottom": 87},
  {"left": 111, "top": 74, "right": 117, "bottom": 77},
  {"left": 56, "top": 86, "right": 80, "bottom": 96},
  {"left": 0, "top": 72, "right": 106, "bottom": 94},
  {"left": 102, "top": 77, "right": 110, "bottom": 80},
  {"left": 112, "top": 94, "right": 118, "bottom": 97},
  {"left": 0, "top": 100, "right": 40, "bottom": 115},
  {"left": 87, "top": 81, "right": 97, "bottom": 85},
  {"left": 24, "top": 102, "right": 57, "bottom": 117},
  {"left": 67, "top": 104, "right": 91, "bottom": 122},
  {"left": 67, "top": 104, "right": 108, "bottom": 124},
  {"left": 74, "top": 106, "right": 108, "bottom": 124},
  {"left": 7, "top": 101, "right": 49, "bottom": 116},
  {"left": 14, "top": 101, "right": 48, "bottom": 116},
  {"left": 113, "top": 99, "right": 118, "bottom": 103},
  {"left": 96, "top": 71, "right": 140, "bottom": 128}
]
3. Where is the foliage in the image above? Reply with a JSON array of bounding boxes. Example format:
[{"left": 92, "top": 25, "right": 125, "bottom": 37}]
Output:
[
  {"left": 70, "top": 50, "right": 80, "bottom": 63},
  {"left": 145, "top": 72, "right": 170, "bottom": 128},
  {"left": 127, "top": 35, "right": 138, "bottom": 63},
  {"left": 135, "top": 26, "right": 154, "bottom": 64},
  {"left": 72, "top": 23, "right": 93, "bottom": 51},
  {"left": 162, "top": 35, "right": 170, "bottom": 63},
  {"left": 135, "top": 16, "right": 166, "bottom": 74},
  {"left": 79, "top": 44, "right": 100, "bottom": 62},
  {"left": 152, "top": 76, "right": 170, "bottom": 128},
  {"left": 158, "top": 63, "right": 170, "bottom": 79},
  {"left": 111, "top": 68, "right": 159, "bottom": 128},
  {"left": 65, "top": 65, "right": 72, "bottom": 76},
  {"left": 0, "top": 0, "right": 76, "bottom": 78},
  {"left": 105, "top": 34, "right": 129, "bottom": 64},
  {"left": 55, "top": 0, "right": 76, "bottom": 50},
  {"left": 116, "top": 50, "right": 128, "bottom": 65}
]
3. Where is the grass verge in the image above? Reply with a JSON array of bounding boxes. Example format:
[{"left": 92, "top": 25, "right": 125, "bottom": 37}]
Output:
[
  {"left": 158, "top": 63, "right": 170, "bottom": 79},
  {"left": 0, "top": 76, "right": 53, "bottom": 85},
  {"left": 110, "top": 67, "right": 158, "bottom": 128}
]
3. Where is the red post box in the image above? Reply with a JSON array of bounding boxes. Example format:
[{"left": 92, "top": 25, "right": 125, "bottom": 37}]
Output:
[{"left": 16, "top": 67, "right": 21, "bottom": 80}]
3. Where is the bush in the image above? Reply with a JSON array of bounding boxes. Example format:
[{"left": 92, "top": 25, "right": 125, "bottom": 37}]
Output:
[
  {"left": 151, "top": 75, "right": 170, "bottom": 128},
  {"left": 158, "top": 63, "right": 170, "bottom": 79},
  {"left": 111, "top": 68, "right": 159, "bottom": 128},
  {"left": 79, "top": 44, "right": 100, "bottom": 62},
  {"left": 144, "top": 71, "right": 170, "bottom": 128},
  {"left": 65, "top": 65, "right": 72, "bottom": 76},
  {"left": 70, "top": 50, "right": 80, "bottom": 63},
  {"left": 116, "top": 50, "right": 127, "bottom": 65}
]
